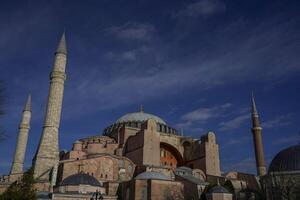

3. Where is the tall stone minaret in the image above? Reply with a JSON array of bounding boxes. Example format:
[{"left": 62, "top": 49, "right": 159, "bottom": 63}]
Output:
[
  {"left": 33, "top": 33, "right": 67, "bottom": 181},
  {"left": 251, "top": 93, "right": 266, "bottom": 176},
  {"left": 10, "top": 94, "right": 31, "bottom": 175}
]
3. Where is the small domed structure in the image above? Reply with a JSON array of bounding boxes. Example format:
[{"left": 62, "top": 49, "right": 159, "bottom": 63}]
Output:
[
  {"left": 175, "top": 166, "right": 193, "bottom": 175},
  {"left": 57, "top": 173, "right": 104, "bottom": 195},
  {"left": 60, "top": 173, "right": 101, "bottom": 186},
  {"left": 268, "top": 144, "right": 300, "bottom": 173},
  {"left": 206, "top": 185, "right": 232, "bottom": 200},
  {"left": 207, "top": 185, "right": 229, "bottom": 194},
  {"left": 135, "top": 171, "right": 171, "bottom": 181}
]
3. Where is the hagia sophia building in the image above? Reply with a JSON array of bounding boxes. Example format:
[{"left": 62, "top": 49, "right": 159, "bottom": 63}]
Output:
[{"left": 0, "top": 33, "right": 299, "bottom": 200}]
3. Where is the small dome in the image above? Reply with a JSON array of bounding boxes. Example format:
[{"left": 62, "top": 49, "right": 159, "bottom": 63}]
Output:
[
  {"left": 60, "top": 173, "right": 101, "bottom": 186},
  {"left": 135, "top": 171, "right": 171, "bottom": 181},
  {"left": 176, "top": 166, "right": 193, "bottom": 172},
  {"left": 208, "top": 185, "right": 229, "bottom": 194},
  {"left": 117, "top": 111, "right": 166, "bottom": 125},
  {"left": 269, "top": 144, "right": 300, "bottom": 173},
  {"left": 175, "top": 166, "right": 193, "bottom": 175}
]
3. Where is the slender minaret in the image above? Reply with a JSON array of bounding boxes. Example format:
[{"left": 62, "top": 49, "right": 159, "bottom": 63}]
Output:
[
  {"left": 33, "top": 32, "right": 67, "bottom": 181},
  {"left": 251, "top": 93, "right": 266, "bottom": 176},
  {"left": 10, "top": 94, "right": 31, "bottom": 175}
]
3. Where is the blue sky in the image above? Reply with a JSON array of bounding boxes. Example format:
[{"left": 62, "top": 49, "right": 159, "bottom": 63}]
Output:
[{"left": 0, "top": 0, "right": 299, "bottom": 175}]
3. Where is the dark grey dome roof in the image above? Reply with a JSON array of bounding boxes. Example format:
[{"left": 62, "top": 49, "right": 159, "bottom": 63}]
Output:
[
  {"left": 135, "top": 171, "right": 171, "bottom": 181},
  {"left": 117, "top": 111, "right": 166, "bottom": 125},
  {"left": 208, "top": 185, "right": 229, "bottom": 194},
  {"left": 61, "top": 173, "right": 101, "bottom": 186},
  {"left": 269, "top": 144, "right": 300, "bottom": 173},
  {"left": 176, "top": 166, "right": 193, "bottom": 172}
]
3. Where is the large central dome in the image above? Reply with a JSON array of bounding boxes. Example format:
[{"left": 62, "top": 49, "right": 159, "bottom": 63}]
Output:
[
  {"left": 117, "top": 111, "right": 166, "bottom": 125},
  {"left": 102, "top": 106, "right": 179, "bottom": 136}
]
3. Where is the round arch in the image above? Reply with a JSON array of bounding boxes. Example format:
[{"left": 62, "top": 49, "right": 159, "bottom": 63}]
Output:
[{"left": 160, "top": 142, "right": 184, "bottom": 168}]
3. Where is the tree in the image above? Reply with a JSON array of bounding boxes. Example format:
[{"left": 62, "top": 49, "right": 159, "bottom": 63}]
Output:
[
  {"left": 265, "top": 173, "right": 300, "bottom": 200},
  {"left": 223, "top": 180, "right": 235, "bottom": 194},
  {"left": 0, "top": 168, "right": 37, "bottom": 200}
]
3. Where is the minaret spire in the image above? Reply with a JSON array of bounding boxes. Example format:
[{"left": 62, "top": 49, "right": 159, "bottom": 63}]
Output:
[
  {"left": 55, "top": 31, "right": 67, "bottom": 55},
  {"left": 10, "top": 94, "right": 32, "bottom": 180},
  {"left": 250, "top": 92, "right": 266, "bottom": 176},
  {"left": 24, "top": 94, "right": 31, "bottom": 111},
  {"left": 33, "top": 32, "right": 68, "bottom": 184},
  {"left": 251, "top": 91, "right": 258, "bottom": 115}
]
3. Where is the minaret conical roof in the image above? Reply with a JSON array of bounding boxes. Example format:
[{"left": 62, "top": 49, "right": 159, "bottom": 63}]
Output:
[
  {"left": 55, "top": 32, "right": 67, "bottom": 55},
  {"left": 24, "top": 94, "right": 31, "bottom": 112},
  {"left": 251, "top": 92, "right": 258, "bottom": 115}
]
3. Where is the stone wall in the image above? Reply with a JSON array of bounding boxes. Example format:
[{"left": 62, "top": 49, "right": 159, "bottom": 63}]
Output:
[
  {"left": 58, "top": 155, "right": 135, "bottom": 184},
  {"left": 125, "top": 178, "right": 184, "bottom": 200}
]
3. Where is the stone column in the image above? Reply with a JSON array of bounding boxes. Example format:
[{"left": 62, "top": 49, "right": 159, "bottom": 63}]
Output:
[
  {"left": 10, "top": 94, "right": 31, "bottom": 175},
  {"left": 33, "top": 33, "right": 67, "bottom": 181}
]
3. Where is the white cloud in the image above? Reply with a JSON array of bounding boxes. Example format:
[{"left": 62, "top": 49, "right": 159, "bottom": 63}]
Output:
[
  {"left": 223, "top": 136, "right": 251, "bottom": 146},
  {"left": 106, "top": 22, "right": 155, "bottom": 41},
  {"left": 121, "top": 51, "right": 137, "bottom": 61},
  {"left": 261, "top": 114, "right": 292, "bottom": 129},
  {"left": 223, "top": 157, "right": 256, "bottom": 173},
  {"left": 8, "top": 15, "right": 298, "bottom": 121},
  {"left": 219, "top": 114, "right": 250, "bottom": 131},
  {"left": 182, "top": 103, "right": 231, "bottom": 122},
  {"left": 174, "top": 0, "right": 226, "bottom": 18},
  {"left": 272, "top": 134, "right": 300, "bottom": 145},
  {"left": 174, "top": 103, "right": 231, "bottom": 130}
]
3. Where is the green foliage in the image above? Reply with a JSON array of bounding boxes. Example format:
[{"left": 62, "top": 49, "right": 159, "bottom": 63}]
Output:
[
  {"left": 223, "top": 180, "right": 235, "bottom": 194},
  {"left": 0, "top": 168, "right": 36, "bottom": 200}
]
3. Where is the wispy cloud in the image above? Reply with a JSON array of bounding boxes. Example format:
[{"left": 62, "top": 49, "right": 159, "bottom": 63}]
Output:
[
  {"left": 219, "top": 114, "right": 250, "bottom": 131},
  {"left": 106, "top": 22, "right": 155, "bottom": 41},
  {"left": 174, "top": 0, "right": 226, "bottom": 18},
  {"left": 175, "top": 103, "right": 231, "bottom": 130},
  {"left": 272, "top": 133, "right": 300, "bottom": 145},
  {"left": 223, "top": 157, "right": 256, "bottom": 173},
  {"left": 223, "top": 136, "right": 251, "bottom": 146},
  {"left": 182, "top": 103, "right": 231, "bottom": 121},
  {"left": 262, "top": 114, "right": 292, "bottom": 129}
]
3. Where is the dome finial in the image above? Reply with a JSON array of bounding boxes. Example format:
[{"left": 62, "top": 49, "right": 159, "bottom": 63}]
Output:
[{"left": 140, "top": 105, "right": 144, "bottom": 113}]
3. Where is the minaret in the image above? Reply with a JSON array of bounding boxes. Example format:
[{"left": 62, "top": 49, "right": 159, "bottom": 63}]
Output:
[
  {"left": 33, "top": 32, "right": 67, "bottom": 181},
  {"left": 251, "top": 93, "right": 266, "bottom": 176},
  {"left": 10, "top": 94, "right": 31, "bottom": 175}
]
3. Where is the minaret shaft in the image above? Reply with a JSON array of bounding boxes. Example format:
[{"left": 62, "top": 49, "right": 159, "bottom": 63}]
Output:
[
  {"left": 10, "top": 95, "right": 31, "bottom": 175},
  {"left": 33, "top": 34, "right": 67, "bottom": 181},
  {"left": 251, "top": 94, "right": 266, "bottom": 176}
]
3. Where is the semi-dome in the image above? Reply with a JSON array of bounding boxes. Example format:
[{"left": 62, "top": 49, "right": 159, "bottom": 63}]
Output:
[
  {"left": 60, "top": 173, "right": 101, "bottom": 186},
  {"left": 268, "top": 144, "right": 300, "bottom": 173},
  {"left": 117, "top": 111, "right": 166, "bottom": 125},
  {"left": 135, "top": 171, "right": 171, "bottom": 181}
]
